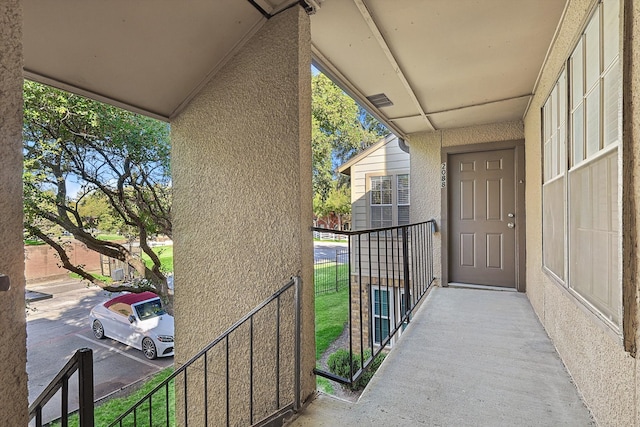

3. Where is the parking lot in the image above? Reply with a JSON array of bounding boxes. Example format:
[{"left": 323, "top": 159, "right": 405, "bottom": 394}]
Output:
[
  {"left": 27, "top": 278, "right": 172, "bottom": 425},
  {"left": 27, "top": 243, "right": 339, "bottom": 424}
]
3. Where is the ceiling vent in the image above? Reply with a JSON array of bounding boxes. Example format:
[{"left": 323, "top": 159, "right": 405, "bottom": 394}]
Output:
[{"left": 366, "top": 93, "right": 393, "bottom": 108}]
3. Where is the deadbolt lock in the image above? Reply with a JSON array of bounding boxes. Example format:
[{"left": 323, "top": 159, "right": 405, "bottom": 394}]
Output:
[{"left": 507, "top": 213, "right": 515, "bottom": 218}]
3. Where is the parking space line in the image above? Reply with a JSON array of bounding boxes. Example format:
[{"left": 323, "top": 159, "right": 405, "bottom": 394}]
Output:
[{"left": 74, "top": 333, "right": 160, "bottom": 369}]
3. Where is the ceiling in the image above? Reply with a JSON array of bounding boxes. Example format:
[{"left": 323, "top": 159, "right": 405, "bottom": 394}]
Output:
[{"left": 22, "top": 0, "right": 568, "bottom": 137}]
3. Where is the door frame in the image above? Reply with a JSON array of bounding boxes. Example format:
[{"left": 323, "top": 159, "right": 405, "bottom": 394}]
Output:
[{"left": 441, "top": 139, "right": 526, "bottom": 292}]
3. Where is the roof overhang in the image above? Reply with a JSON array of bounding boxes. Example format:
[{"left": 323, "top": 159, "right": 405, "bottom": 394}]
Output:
[
  {"left": 23, "top": 0, "right": 301, "bottom": 121},
  {"left": 337, "top": 134, "right": 397, "bottom": 176},
  {"left": 22, "top": 0, "right": 568, "bottom": 134}
]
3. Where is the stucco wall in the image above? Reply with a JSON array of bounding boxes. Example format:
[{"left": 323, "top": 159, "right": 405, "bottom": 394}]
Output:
[
  {"left": 408, "top": 120, "right": 524, "bottom": 284},
  {"left": 0, "top": 0, "right": 28, "bottom": 425},
  {"left": 171, "top": 7, "right": 314, "bottom": 424},
  {"left": 522, "top": 0, "right": 639, "bottom": 425},
  {"left": 628, "top": 1, "right": 640, "bottom": 424}
]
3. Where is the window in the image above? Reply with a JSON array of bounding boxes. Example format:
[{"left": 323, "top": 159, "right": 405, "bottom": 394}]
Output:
[
  {"left": 369, "top": 173, "right": 410, "bottom": 228},
  {"left": 370, "top": 175, "right": 393, "bottom": 228},
  {"left": 371, "top": 287, "right": 412, "bottom": 347},
  {"left": 372, "top": 288, "right": 391, "bottom": 346},
  {"left": 542, "top": 68, "right": 567, "bottom": 281},
  {"left": 542, "top": 0, "right": 621, "bottom": 329}
]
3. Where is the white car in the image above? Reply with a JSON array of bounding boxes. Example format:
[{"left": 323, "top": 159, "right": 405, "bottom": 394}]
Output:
[{"left": 90, "top": 291, "right": 174, "bottom": 359}]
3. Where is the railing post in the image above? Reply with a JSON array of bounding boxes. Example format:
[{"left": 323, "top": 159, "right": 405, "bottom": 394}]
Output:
[
  {"left": 293, "top": 276, "right": 302, "bottom": 411},
  {"left": 62, "top": 377, "right": 69, "bottom": 427},
  {"left": 335, "top": 250, "right": 339, "bottom": 292},
  {"left": 77, "top": 348, "right": 94, "bottom": 427},
  {"left": 402, "top": 226, "right": 411, "bottom": 324}
]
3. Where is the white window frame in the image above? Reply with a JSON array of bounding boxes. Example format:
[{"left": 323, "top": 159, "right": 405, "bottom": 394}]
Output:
[
  {"left": 370, "top": 175, "right": 393, "bottom": 229},
  {"left": 371, "top": 286, "right": 414, "bottom": 348},
  {"left": 541, "top": 0, "right": 622, "bottom": 332},
  {"left": 372, "top": 286, "right": 393, "bottom": 346},
  {"left": 542, "top": 67, "right": 567, "bottom": 283},
  {"left": 367, "top": 172, "right": 410, "bottom": 229}
]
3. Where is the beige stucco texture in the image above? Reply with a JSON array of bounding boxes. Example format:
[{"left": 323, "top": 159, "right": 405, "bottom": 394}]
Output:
[
  {"left": 408, "top": 121, "right": 524, "bottom": 284},
  {"left": 171, "top": 7, "right": 314, "bottom": 424},
  {"left": 0, "top": 0, "right": 28, "bottom": 425},
  {"left": 630, "top": 0, "right": 640, "bottom": 424},
  {"left": 522, "top": 0, "right": 639, "bottom": 425}
]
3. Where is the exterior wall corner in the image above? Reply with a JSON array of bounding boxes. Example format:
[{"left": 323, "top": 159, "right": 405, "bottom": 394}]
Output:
[
  {"left": 171, "top": 6, "right": 314, "bottom": 423},
  {"left": 0, "top": 0, "right": 29, "bottom": 425}
]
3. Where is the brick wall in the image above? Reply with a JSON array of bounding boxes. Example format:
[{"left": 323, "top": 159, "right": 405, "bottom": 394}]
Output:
[
  {"left": 24, "top": 241, "right": 101, "bottom": 282},
  {"left": 350, "top": 275, "right": 405, "bottom": 354}
]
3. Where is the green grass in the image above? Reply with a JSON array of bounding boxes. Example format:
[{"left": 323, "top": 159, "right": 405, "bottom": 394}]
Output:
[
  {"left": 316, "top": 376, "right": 335, "bottom": 394},
  {"left": 314, "top": 273, "right": 349, "bottom": 360},
  {"left": 52, "top": 367, "right": 175, "bottom": 427},
  {"left": 95, "top": 233, "right": 126, "bottom": 241},
  {"left": 24, "top": 239, "right": 46, "bottom": 246},
  {"left": 314, "top": 262, "right": 348, "bottom": 294},
  {"left": 314, "top": 265, "right": 349, "bottom": 395},
  {"left": 142, "top": 246, "right": 174, "bottom": 273},
  {"left": 69, "top": 272, "right": 113, "bottom": 283}
]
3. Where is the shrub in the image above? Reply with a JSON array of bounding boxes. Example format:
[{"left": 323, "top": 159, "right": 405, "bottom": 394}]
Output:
[
  {"left": 327, "top": 348, "right": 386, "bottom": 391},
  {"left": 358, "top": 350, "right": 386, "bottom": 387},
  {"left": 327, "top": 349, "right": 360, "bottom": 379}
]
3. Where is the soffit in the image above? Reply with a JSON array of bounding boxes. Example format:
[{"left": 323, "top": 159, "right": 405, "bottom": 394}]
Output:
[
  {"left": 22, "top": 0, "right": 299, "bottom": 120},
  {"left": 311, "top": 0, "right": 568, "bottom": 136},
  {"left": 22, "top": 0, "right": 567, "bottom": 134}
]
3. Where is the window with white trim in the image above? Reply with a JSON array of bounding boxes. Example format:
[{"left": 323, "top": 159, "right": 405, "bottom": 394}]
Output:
[
  {"left": 371, "top": 286, "right": 411, "bottom": 347},
  {"left": 369, "top": 173, "right": 410, "bottom": 228},
  {"left": 542, "top": 68, "right": 567, "bottom": 281},
  {"left": 542, "top": 0, "right": 621, "bottom": 329},
  {"left": 370, "top": 175, "right": 393, "bottom": 228},
  {"left": 372, "top": 288, "right": 391, "bottom": 346}
]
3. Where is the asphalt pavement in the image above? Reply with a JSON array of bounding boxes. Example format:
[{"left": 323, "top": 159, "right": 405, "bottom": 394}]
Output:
[
  {"left": 26, "top": 278, "right": 172, "bottom": 425},
  {"left": 313, "top": 240, "right": 348, "bottom": 262}
]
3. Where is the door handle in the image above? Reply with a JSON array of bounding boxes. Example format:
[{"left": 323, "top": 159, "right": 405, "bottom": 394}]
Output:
[{"left": 507, "top": 222, "right": 515, "bottom": 229}]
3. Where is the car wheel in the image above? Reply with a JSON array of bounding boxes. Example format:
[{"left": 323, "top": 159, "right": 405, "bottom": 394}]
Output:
[
  {"left": 92, "top": 320, "right": 105, "bottom": 339},
  {"left": 142, "top": 337, "right": 157, "bottom": 360}
]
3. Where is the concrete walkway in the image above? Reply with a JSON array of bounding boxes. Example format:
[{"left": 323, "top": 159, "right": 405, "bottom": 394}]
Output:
[{"left": 289, "top": 286, "right": 594, "bottom": 426}]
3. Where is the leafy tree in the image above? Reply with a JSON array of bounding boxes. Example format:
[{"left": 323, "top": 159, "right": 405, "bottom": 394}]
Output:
[
  {"left": 77, "top": 191, "right": 125, "bottom": 235},
  {"left": 311, "top": 73, "right": 386, "bottom": 215},
  {"left": 313, "top": 183, "right": 351, "bottom": 230},
  {"left": 23, "top": 80, "right": 172, "bottom": 299},
  {"left": 325, "top": 185, "right": 351, "bottom": 226}
]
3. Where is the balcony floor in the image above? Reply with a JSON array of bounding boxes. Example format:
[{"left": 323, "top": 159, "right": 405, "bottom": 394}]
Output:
[{"left": 289, "top": 286, "right": 594, "bottom": 426}]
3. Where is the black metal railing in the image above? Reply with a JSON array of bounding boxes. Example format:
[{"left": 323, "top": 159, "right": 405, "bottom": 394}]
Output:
[
  {"left": 313, "top": 221, "right": 436, "bottom": 386},
  {"left": 108, "top": 277, "right": 302, "bottom": 427},
  {"left": 314, "top": 248, "right": 349, "bottom": 295},
  {"left": 29, "top": 348, "right": 94, "bottom": 427}
]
